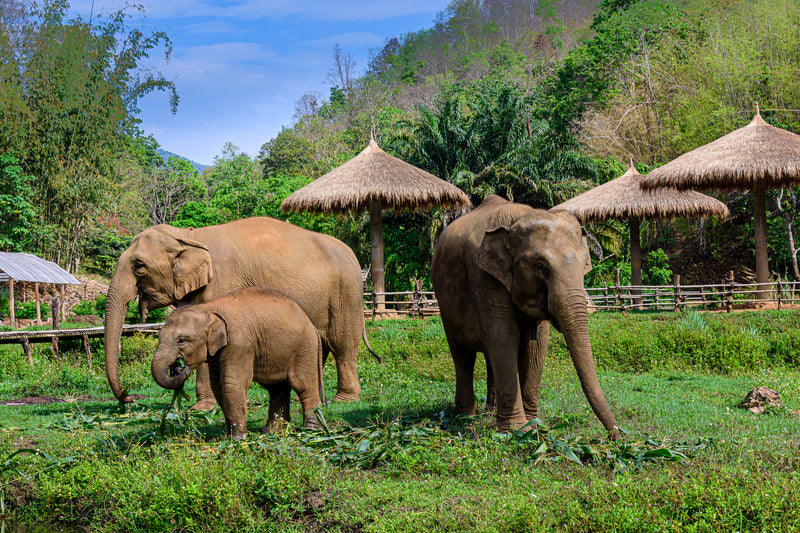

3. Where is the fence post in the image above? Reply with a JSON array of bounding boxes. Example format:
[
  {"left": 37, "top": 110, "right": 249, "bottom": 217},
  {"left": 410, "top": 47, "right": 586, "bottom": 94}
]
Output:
[
  {"left": 22, "top": 337, "right": 32, "bottom": 368},
  {"left": 673, "top": 274, "right": 682, "bottom": 312},
  {"left": 603, "top": 283, "right": 609, "bottom": 309},
  {"left": 412, "top": 279, "right": 423, "bottom": 319},
  {"left": 50, "top": 295, "right": 62, "bottom": 356},
  {"left": 777, "top": 277, "right": 783, "bottom": 311},
  {"left": 614, "top": 268, "right": 622, "bottom": 311},
  {"left": 700, "top": 286, "right": 707, "bottom": 310},
  {"left": 82, "top": 333, "right": 93, "bottom": 371},
  {"left": 726, "top": 271, "right": 734, "bottom": 313},
  {"left": 371, "top": 289, "right": 377, "bottom": 319}
]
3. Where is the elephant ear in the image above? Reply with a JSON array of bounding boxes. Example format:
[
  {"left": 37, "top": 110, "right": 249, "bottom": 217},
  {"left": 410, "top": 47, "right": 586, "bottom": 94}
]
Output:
[
  {"left": 477, "top": 226, "right": 514, "bottom": 293},
  {"left": 206, "top": 312, "right": 228, "bottom": 358},
  {"left": 172, "top": 238, "right": 213, "bottom": 300}
]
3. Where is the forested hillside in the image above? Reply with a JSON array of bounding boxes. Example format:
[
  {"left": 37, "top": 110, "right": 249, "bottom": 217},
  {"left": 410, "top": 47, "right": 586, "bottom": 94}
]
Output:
[{"left": 3, "top": 0, "right": 800, "bottom": 289}]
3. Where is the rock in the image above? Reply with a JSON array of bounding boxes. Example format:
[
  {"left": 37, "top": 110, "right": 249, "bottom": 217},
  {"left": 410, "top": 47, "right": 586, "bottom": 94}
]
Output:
[{"left": 740, "top": 387, "right": 782, "bottom": 414}]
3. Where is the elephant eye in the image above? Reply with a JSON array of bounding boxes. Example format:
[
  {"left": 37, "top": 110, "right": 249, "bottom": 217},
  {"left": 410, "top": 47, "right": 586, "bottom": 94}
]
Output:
[
  {"left": 534, "top": 261, "right": 549, "bottom": 275},
  {"left": 133, "top": 260, "right": 147, "bottom": 276},
  {"left": 176, "top": 337, "right": 186, "bottom": 346}
]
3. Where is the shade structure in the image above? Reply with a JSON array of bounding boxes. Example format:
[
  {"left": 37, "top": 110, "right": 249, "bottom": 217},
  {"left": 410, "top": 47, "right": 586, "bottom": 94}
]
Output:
[
  {"left": 641, "top": 108, "right": 800, "bottom": 298},
  {"left": 556, "top": 162, "right": 729, "bottom": 304},
  {"left": 281, "top": 138, "right": 471, "bottom": 310}
]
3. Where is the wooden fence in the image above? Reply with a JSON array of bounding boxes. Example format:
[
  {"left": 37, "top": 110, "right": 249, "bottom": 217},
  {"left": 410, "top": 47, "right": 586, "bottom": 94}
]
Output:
[
  {"left": 363, "top": 272, "right": 800, "bottom": 316},
  {"left": 586, "top": 272, "right": 800, "bottom": 312}
]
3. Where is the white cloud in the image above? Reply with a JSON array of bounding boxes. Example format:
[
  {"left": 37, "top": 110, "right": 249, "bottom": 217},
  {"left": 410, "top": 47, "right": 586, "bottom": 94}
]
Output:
[{"left": 71, "top": 0, "right": 445, "bottom": 22}]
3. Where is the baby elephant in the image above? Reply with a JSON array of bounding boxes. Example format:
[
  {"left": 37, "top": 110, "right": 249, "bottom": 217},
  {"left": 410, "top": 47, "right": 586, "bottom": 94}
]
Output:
[{"left": 151, "top": 287, "right": 325, "bottom": 438}]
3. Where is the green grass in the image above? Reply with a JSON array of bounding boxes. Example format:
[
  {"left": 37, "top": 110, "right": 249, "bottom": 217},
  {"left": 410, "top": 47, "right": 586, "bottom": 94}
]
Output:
[{"left": 1, "top": 311, "right": 799, "bottom": 531}]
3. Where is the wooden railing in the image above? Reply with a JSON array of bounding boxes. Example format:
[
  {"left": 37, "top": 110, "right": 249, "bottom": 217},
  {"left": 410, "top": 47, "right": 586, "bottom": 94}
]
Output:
[
  {"left": 586, "top": 278, "right": 799, "bottom": 312},
  {"left": 364, "top": 273, "right": 800, "bottom": 316},
  {"left": 0, "top": 323, "right": 162, "bottom": 369}
]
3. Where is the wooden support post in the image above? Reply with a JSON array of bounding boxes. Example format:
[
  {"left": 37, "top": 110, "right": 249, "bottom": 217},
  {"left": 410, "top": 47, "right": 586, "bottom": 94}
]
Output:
[
  {"left": 21, "top": 337, "right": 32, "bottom": 368},
  {"left": 726, "top": 271, "right": 734, "bottom": 313},
  {"left": 59, "top": 285, "right": 66, "bottom": 322},
  {"left": 83, "top": 333, "right": 92, "bottom": 372},
  {"left": 8, "top": 277, "right": 15, "bottom": 329},
  {"left": 34, "top": 282, "right": 41, "bottom": 325},
  {"left": 674, "top": 274, "right": 681, "bottom": 312},
  {"left": 51, "top": 294, "right": 61, "bottom": 356}
]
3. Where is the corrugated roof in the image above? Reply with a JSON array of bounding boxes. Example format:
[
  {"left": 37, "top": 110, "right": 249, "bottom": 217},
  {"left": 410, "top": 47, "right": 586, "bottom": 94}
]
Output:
[{"left": 0, "top": 252, "right": 81, "bottom": 285}]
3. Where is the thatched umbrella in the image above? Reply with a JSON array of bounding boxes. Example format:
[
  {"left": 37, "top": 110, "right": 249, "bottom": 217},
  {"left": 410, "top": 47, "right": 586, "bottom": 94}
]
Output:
[
  {"left": 281, "top": 138, "right": 471, "bottom": 311},
  {"left": 641, "top": 107, "right": 800, "bottom": 298},
  {"left": 556, "top": 161, "right": 729, "bottom": 302}
]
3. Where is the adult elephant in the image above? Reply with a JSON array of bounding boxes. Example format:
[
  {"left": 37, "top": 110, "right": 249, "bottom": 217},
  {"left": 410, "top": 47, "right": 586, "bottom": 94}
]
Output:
[
  {"left": 431, "top": 195, "right": 618, "bottom": 438},
  {"left": 104, "top": 217, "right": 374, "bottom": 407}
]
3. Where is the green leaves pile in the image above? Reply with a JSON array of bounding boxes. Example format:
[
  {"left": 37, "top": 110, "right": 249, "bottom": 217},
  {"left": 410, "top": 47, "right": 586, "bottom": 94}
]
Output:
[{"left": 501, "top": 419, "right": 712, "bottom": 472}]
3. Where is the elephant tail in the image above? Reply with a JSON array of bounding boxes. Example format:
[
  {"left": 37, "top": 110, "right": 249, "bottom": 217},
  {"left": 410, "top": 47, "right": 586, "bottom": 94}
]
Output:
[
  {"left": 362, "top": 323, "right": 382, "bottom": 363},
  {"left": 317, "top": 331, "right": 327, "bottom": 407}
]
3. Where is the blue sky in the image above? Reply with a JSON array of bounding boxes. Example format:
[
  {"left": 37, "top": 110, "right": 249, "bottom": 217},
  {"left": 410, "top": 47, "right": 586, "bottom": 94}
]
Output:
[{"left": 68, "top": 1, "right": 451, "bottom": 166}]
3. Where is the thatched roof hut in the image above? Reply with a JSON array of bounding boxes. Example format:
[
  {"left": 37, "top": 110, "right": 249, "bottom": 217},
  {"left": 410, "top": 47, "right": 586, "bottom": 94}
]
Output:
[
  {"left": 640, "top": 107, "right": 800, "bottom": 297},
  {"left": 556, "top": 162, "right": 729, "bottom": 300},
  {"left": 557, "top": 163, "right": 730, "bottom": 222},
  {"left": 281, "top": 138, "right": 470, "bottom": 214},
  {"left": 281, "top": 138, "right": 471, "bottom": 310}
]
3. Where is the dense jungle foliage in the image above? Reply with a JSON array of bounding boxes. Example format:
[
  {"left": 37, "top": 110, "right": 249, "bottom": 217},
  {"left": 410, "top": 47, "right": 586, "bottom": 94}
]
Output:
[{"left": 3, "top": 0, "right": 800, "bottom": 289}]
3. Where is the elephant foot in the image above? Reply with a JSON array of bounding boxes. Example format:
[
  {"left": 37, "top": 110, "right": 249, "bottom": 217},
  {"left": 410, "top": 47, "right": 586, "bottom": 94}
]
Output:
[
  {"left": 331, "top": 392, "right": 360, "bottom": 402},
  {"left": 303, "top": 413, "right": 322, "bottom": 429},
  {"left": 190, "top": 398, "right": 218, "bottom": 411},
  {"left": 261, "top": 417, "right": 288, "bottom": 433},
  {"left": 495, "top": 417, "right": 531, "bottom": 433}
]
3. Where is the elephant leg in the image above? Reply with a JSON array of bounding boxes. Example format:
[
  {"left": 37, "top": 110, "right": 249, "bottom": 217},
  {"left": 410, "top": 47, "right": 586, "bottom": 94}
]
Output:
[
  {"left": 328, "top": 333, "right": 361, "bottom": 402},
  {"left": 190, "top": 362, "right": 218, "bottom": 411},
  {"left": 288, "top": 351, "right": 322, "bottom": 428},
  {"left": 484, "top": 354, "right": 496, "bottom": 412},
  {"left": 263, "top": 381, "right": 291, "bottom": 432},
  {"left": 519, "top": 320, "right": 550, "bottom": 421},
  {"left": 220, "top": 373, "right": 249, "bottom": 439},
  {"left": 449, "top": 339, "right": 478, "bottom": 416},
  {"left": 208, "top": 361, "right": 224, "bottom": 414},
  {"left": 483, "top": 324, "right": 527, "bottom": 431}
]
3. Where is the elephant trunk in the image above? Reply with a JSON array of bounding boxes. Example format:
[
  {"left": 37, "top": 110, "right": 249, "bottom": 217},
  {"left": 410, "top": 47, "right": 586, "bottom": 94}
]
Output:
[
  {"left": 104, "top": 253, "right": 138, "bottom": 403},
  {"left": 551, "top": 282, "right": 619, "bottom": 440},
  {"left": 151, "top": 346, "right": 192, "bottom": 390}
]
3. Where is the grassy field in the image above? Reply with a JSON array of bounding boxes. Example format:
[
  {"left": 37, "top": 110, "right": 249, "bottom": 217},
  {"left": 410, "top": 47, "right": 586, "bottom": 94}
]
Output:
[{"left": 0, "top": 311, "right": 799, "bottom": 532}]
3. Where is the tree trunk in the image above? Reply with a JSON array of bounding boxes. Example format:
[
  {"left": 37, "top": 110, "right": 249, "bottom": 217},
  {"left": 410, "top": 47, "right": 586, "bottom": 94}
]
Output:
[
  {"left": 753, "top": 178, "right": 769, "bottom": 300},
  {"left": 369, "top": 198, "right": 385, "bottom": 312},
  {"left": 630, "top": 217, "right": 642, "bottom": 308}
]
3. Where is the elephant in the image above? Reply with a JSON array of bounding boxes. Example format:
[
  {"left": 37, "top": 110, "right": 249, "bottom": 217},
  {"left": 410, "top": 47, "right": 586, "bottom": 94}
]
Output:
[
  {"left": 151, "top": 287, "right": 324, "bottom": 438},
  {"left": 104, "top": 217, "right": 378, "bottom": 409},
  {"left": 431, "top": 195, "right": 619, "bottom": 438}
]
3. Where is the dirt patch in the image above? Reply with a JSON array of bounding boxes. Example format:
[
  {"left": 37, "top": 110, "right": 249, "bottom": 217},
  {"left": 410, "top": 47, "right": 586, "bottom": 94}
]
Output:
[{"left": 0, "top": 394, "right": 145, "bottom": 406}]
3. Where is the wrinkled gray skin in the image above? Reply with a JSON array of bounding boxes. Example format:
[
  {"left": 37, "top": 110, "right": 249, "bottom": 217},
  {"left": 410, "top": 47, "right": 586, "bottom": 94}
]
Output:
[
  {"left": 152, "top": 287, "right": 324, "bottom": 438},
  {"left": 431, "top": 195, "right": 618, "bottom": 438},
  {"left": 105, "top": 217, "right": 374, "bottom": 409}
]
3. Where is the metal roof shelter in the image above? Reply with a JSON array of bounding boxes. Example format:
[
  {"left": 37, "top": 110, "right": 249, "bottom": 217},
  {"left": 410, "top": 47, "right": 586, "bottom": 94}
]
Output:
[
  {"left": 0, "top": 252, "right": 81, "bottom": 285},
  {"left": 0, "top": 252, "right": 81, "bottom": 329}
]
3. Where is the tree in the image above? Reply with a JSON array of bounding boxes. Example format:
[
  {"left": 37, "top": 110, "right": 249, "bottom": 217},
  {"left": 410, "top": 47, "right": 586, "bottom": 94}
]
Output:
[
  {"left": 0, "top": 153, "right": 36, "bottom": 251},
  {"left": 0, "top": 0, "right": 177, "bottom": 270},
  {"left": 326, "top": 43, "right": 356, "bottom": 96},
  {"left": 139, "top": 157, "right": 203, "bottom": 225}
]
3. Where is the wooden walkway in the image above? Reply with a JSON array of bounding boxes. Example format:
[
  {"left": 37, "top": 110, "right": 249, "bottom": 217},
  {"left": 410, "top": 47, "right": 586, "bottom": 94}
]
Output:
[{"left": 0, "top": 323, "right": 163, "bottom": 369}]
